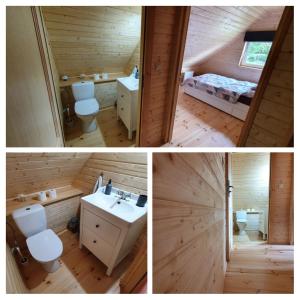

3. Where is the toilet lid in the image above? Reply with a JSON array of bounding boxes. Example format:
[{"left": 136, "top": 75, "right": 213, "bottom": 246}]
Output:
[
  {"left": 75, "top": 98, "right": 99, "bottom": 116},
  {"left": 26, "top": 229, "right": 63, "bottom": 263}
]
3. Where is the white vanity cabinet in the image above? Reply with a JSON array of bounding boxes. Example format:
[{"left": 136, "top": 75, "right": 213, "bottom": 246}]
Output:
[
  {"left": 116, "top": 77, "right": 138, "bottom": 140},
  {"left": 259, "top": 209, "right": 268, "bottom": 240},
  {"left": 79, "top": 199, "right": 146, "bottom": 276},
  {"left": 246, "top": 212, "right": 260, "bottom": 230}
]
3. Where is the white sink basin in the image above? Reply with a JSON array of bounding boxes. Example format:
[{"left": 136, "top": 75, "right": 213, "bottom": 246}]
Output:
[
  {"left": 117, "top": 76, "right": 139, "bottom": 91},
  {"left": 81, "top": 191, "right": 147, "bottom": 224}
]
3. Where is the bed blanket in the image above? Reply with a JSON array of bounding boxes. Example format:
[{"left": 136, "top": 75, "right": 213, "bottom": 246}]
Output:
[{"left": 183, "top": 73, "right": 257, "bottom": 103}]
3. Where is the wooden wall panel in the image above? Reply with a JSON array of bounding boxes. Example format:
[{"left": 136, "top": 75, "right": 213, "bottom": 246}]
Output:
[
  {"left": 240, "top": 7, "right": 294, "bottom": 147},
  {"left": 6, "top": 7, "right": 63, "bottom": 147},
  {"left": 6, "top": 153, "right": 90, "bottom": 199},
  {"left": 6, "top": 244, "right": 28, "bottom": 294},
  {"left": 73, "top": 153, "right": 147, "bottom": 195},
  {"left": 42, "top": 6, "right": 141, "bottom": 76},
  {"left": 153, "top": 153, "right": 226, "bottom": 293},
  {"left": 269, "top": 153, "right": 293, "bottom": 245},
  {"left": 95, "top": 82, "right": 118, "bottom": 108},
  {"left": 140, "top": 7, "right": 189, "bottom": 146},
  {"left": 183, "top": 6, "right": 284, "bottom": 78},
  {"left": 46, "top": 196, "right": 80, "bottom": 233},
  {"left": 231, "top": 153, "right": 270, "bottom": 211},
  {"left": 195, "top": 9, "right": 283, "bottom": 83},
  {"left": 125, "top": 42, "right": 141, "bottom": 75}
]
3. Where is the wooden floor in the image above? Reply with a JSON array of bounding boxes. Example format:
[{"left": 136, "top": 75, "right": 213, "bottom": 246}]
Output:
[
  {"left": 17, "top": 230, "right": 133, "bottom": 293},
  {"left": 166, "top": 88, "right": 244, "bottom": 147},
  {"left": 233, "top": 231, "right": 263, "bottom": 243},
  {"left": 224, "top": 241, "right": 294, "bottom": 293},
  {"left": 64, "top": 106, "right": 135, "bottom": 147}
]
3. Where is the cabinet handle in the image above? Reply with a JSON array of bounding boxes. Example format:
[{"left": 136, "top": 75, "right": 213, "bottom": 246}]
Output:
[
  {"left": 93, "top": 240, "right": 97, "bottom": 243},
  {"left": 95, "top": 224, "right": 100, "bottom": 228}
]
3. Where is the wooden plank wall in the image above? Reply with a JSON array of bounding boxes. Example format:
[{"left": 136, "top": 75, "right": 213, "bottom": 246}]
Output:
[
  {"left": 125, "top": 42, "right": 141, "bottom": 75},
  {"left": 183, "top": 6, "right": 283, "bottom": 80},
  {"left": 244, "top": 10, "right": 293, "bottom": 147},
  {"left": 153, "top": 153, "right": 226, "bottom": 293},
  {"left": 6, "top": 153, "right": 90, "bottom": 199},
  {"left": 192, "top": 7, "right": 283, "bottom": 82},
  {"left": 269, "top": 153, "right": 293, "bottom": 245},
  {"left": 139, "top": 7, "right": 187, "bottom": 146},
  {"left": 6, "top": 244, "right": 28, "bottom": 294},
  {"left": 231, "top": 153, "right": 270, "bottom": 210},
  {"left": 42, "top": 6, "right": 141, "bottom": 76},
  {"left": 73, "top": 153, "right": 147, "bottom": 195}
]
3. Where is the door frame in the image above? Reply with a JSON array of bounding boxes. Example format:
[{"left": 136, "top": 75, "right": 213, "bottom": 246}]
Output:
[
  {"left": 237, "top": 6, "right": 293, "bottom": 146},
  {"left": 35, "top": 6, "right": 146, "bottom": 147},
  {"left": 163, "top": 7, "right": 191, "bottom": 143},
  {"left": 225, "top": 153, "right": 233, "bottom": 261},
  {"left": 135, "top": 7, "right": 146, "bottom": 147},
  {"left": 226, "top": 153, "right": 273, "bottom": 259},
  {"left": 138, "top": 6, "right": 191, "bottom": 146},
  {"left": 31, "top": 6, "right": 65, "bottom": 146}
]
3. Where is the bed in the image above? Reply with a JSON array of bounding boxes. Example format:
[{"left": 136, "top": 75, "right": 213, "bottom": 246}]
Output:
[{"left": 182, "top": 73, "right": 257, "bottom": 121}]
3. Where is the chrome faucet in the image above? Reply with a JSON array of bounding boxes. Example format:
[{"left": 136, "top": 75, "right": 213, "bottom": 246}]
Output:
[{"left": 117, "top": 190, "right": 131, "bottom": 201}]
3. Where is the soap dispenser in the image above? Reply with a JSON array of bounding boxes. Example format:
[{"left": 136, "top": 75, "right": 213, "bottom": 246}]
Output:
[{"left": 104, "top": 179, "right": 112, "bottom": 195}]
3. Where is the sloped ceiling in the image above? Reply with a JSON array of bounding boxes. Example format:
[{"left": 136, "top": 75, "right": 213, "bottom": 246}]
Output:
[
  {"left": 6, "top": 153, "right": 91, "bottom": 198},
  {"left": 42, "top": 6, "right": 141, "bottom": 76},
  {"left": 183, "top": 6, "right": 285, "bottom": 71},
  {"left": 6, "top": 153, "right": 147, "bottom": 199}
]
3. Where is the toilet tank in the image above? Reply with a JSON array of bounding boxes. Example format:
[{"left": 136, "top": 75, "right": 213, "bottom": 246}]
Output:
[
  {"left": 236, "top": 210, "right": 247, "bottom": 221},
  {"left": 12, "top": 204, "right": 47, "bottom": 238},
  {"left": 72, "top": 81, "right": 95, "bottom": 101}
]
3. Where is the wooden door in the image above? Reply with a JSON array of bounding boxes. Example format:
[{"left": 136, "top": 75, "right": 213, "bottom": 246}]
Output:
[
  {"left": 6, "top": 7, "right": 64, "bottom": 147},
  {"left": 225, "top": 153, "right": 233, "bottom": 261}
]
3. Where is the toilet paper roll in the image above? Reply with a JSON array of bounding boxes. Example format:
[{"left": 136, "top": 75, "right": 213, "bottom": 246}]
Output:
[
  {"left": 38, "top": 191, "right": 47, "bottom": 202},
  {"left": 94, "top": 73, "right": 100, "bottom": 80},
  {"left": 17, "top": 194, "right": 26, "bottom": 202},
  {"left": 48, "top": 189, "right": 57, "bottom": 200},
  {"left": 102, "top": 73, "right": 109, "bottom": 80}
]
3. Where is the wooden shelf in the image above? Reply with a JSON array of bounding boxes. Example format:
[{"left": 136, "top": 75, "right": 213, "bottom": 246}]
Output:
[
  {"left": 59, "top": 72, "right": 127, "bottom": 88},
  {"left": 6, "top": 185, "right": 84, "bottom": 216}
]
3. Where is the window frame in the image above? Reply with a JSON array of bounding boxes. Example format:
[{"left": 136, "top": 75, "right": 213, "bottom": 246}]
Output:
[{"left": 239, "top": 41, "right": 272, "bottom": 70}]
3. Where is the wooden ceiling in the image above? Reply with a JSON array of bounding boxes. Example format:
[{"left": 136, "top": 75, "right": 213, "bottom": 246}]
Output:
[
  {"left": 42, "top": 6, "right": 141, "bottom": 76},
  {"left": 6, "top": 153, "right": 90, "bottom": 198},
  {"left": 6, "top": 153, "right": 147, "bottom": 199},
  {"left": 183, "top": 6, "right": 285, "bottom": 71}
]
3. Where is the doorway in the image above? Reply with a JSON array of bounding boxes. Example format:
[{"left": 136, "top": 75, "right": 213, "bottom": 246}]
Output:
[
  {"left": 166, "top": 6, "right": 284, "bottom": 147},
  {"left": 6, "top": 6, "right": 144, "bottom": 147},
  {"left": 227, "top": 153, "right": 270, "bottom": 250}
]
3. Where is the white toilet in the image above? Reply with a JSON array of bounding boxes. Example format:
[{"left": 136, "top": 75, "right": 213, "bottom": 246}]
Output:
[
  {"left": 12, "top": 204, "right": 63, "bottom": 273},
  {"left": 72, "top": 81, "right": 100, "bottom": 133},
  {"left": 236, "top": 210, "right": 247, "bottom": 235}
]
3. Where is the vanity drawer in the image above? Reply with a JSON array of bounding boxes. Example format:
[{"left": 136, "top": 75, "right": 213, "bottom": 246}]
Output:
[
  {"left": 82, "top": 228, "right": 113, "bottom": 266},
  {"left": 82, "top": 209, "right": 121, "bottom": 246},
  {"left": 118, "top": 95, "right": 131, "bottom": 128},
  {"left": 117, "top": 83, "right": 131, "bottom": 99}
]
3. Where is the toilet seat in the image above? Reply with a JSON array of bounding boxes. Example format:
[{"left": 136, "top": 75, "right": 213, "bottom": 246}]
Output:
[
  {"left": 237, "top": 219, "right": 247, "bottom": 223},
  {"left": 75, "top": 98, "right": 99, "bottom": 116},
  {"left": 26, "top": 229, "right": 63, "bottom": 263}
]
